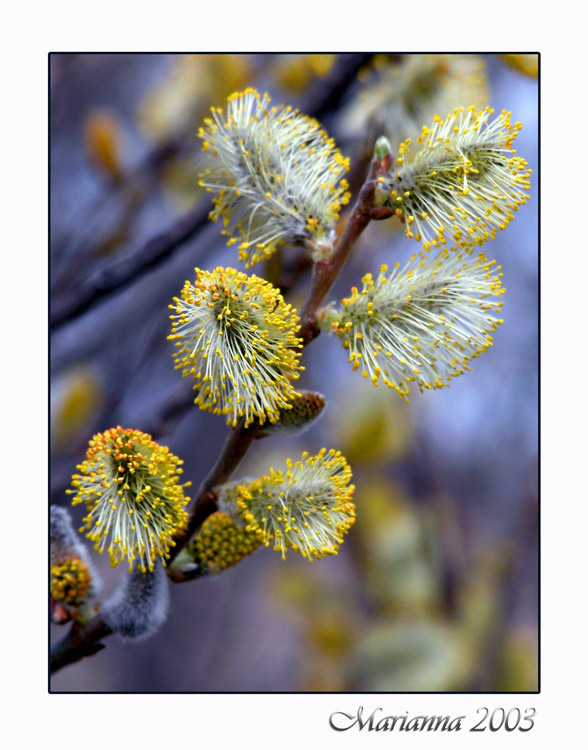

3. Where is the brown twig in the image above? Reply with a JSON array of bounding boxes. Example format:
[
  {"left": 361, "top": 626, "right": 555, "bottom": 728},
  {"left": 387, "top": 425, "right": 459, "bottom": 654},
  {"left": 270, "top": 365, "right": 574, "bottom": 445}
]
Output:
[
  {"left": 50, "top": 616, "right": 111, "bottom": 674},
  {"left": 298, "top": 153, "right": 393, "bottom": 345},
  {"left": 167, "top": 418, "right": 260, "bottom": 565},
  {"left": 50, "top": 148, "right": 392, "bottom": 678}
]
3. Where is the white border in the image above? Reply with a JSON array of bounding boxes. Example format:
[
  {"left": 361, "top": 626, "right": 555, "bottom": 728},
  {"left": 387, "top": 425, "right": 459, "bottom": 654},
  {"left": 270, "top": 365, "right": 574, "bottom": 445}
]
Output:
[{"left": 5, "top": 2, "right": 586, "bottom": 745}]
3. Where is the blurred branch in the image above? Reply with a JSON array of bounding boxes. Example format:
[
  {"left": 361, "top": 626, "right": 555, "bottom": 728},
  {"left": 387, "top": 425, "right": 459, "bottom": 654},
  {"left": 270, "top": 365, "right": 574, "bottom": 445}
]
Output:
[
  {"left": 50, "top": 200, "right": 211, "bottom": 329},
  {"left": 140, "top": 382, "right": 196, "bottom": 438},
  {"left": 50, "top": 134, "right": 188, "bottom": 296},
  {"left": 304, "top": 54, "right": 373, "bottom": 118},
  {"left": 408, "top": 438, "right": 473, "bottom": 618}
]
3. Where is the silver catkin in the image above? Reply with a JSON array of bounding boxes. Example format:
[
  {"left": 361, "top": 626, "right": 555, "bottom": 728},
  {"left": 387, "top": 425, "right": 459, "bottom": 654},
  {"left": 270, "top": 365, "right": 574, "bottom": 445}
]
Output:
[
  {"left": 103, "top": 560, "right": 170, "bottom": 641},
  {"left": 50, "top": 505, "right": 102, "bottom": 596}
]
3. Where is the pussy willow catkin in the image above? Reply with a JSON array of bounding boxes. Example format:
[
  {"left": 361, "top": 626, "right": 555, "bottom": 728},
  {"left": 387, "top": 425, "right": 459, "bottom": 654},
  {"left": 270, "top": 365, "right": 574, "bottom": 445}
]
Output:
[
  {"left": 169, "top": 266, "right": 303, "bottom": 427},
  {"left": 224, "top": 449, "right": 355, "bottom": 561},
  {"left": 199, "top": 88, "right": 350, "bottom": 266},
  {"left": 68, "top": 427, "right": 190, "bottom": 572},
  {"left": 320, "top": 250, "right": 504, "bottom": 402},
  {"left": 376, "top": 106, "right": 531, "bottom": 250}
]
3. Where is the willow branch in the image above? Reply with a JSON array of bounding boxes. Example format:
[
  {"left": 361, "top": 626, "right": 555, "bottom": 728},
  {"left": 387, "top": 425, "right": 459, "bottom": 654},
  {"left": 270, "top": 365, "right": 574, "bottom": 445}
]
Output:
[
  {"left": 50, "top": 148, "right": 392, "bottom": 677},
  {"left": 167, "top": 418, "right": 260, "bottom": 566},
  {"left": 170, "top": 152, "right": 393, "bottom": 554},
  {"left": 50, "top": 616, "right": 111, "bottom": 674},
  {"left": 298, "top": 153, "right": 393, "bottom": 345}
]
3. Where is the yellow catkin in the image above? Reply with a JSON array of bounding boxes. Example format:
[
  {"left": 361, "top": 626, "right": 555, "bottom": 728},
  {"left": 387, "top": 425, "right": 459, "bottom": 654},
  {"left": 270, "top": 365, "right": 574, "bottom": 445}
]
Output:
[
  {"left": 499, "top": 54, "right": 539, "bottom": 78},
  {"left": 322, "top": 250, "right": 505, "bottom": 402},
  {"left": 273, "top": 54, "right": 336, "bottom": 93},
  {"left": 189, "top": 512, "right": 262, "bottom": 574},
  {"left": 169, "top": 266, "right": 303, "bottom": 427},
  {"left": 83, "top": 109, "right": 123, "bottom": 181},
  {"left": 138, "top": 54, "right": 253, "bottom": 140},
  {"left": 231, "top": 449, "right": 355, "bottom": 561},
  {"left": 68, "top": 427, "right": 191, "bottom": 572},
  {"left": 50, "top": 558, "right": 92, "bottom": 606},
  {"left": 198, "top": 88, "right": 350, "bottom": 266},
  {"left": 378, "top": 106, "right": 531, "bottom": 251},
  {"left": 342, "top": 54, "right": 489, "bottom": 152}
]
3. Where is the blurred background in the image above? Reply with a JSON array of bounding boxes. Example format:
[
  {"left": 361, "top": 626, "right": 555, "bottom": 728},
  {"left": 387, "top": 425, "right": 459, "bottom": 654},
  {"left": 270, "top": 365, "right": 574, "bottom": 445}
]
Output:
[{"left": 50, "top": 53, "right": 538, "bottom": 692}]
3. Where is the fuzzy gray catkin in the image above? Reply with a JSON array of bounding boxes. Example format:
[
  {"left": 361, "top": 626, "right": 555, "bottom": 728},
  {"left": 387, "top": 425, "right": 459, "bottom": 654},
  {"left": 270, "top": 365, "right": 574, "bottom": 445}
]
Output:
[
  {"left": 50, "top": 505, "right": 102, "bottom": 597},
  {"left": 103, "top": 560, "right": 170, "bottom": 641}
]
